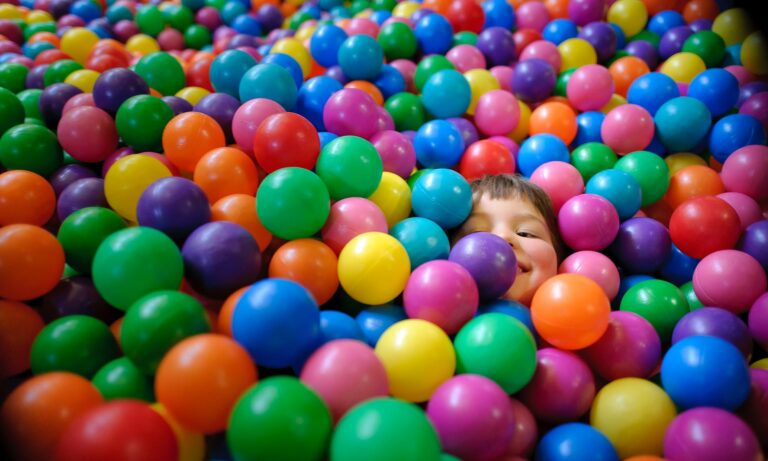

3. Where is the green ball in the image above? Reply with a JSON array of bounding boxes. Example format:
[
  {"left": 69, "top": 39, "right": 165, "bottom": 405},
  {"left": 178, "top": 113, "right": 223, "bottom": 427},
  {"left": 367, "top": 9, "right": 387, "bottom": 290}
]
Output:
[
  {"left": 555, "top": 68, "right": 577, "bottom": 97},
  {"left": 349, "top": 0, "right": 371, "bottom": 16},
  {"left": 17, "top": 89, "right": 43, "bottom": 120},
  {"left": 205, "top": 0, "right": 226, "bottom": 9},
  {"left": 0, "top": 87, "right": 24, "bottom": 137},
  {"left": 289, "top": 10, "right": 315, "bottom": 30},
  {"left": 57, "top": 207, "right": 127, "bottom": 275},
  {"left": 620, "top": 279, "right": 689, "bottom": 342},
  {"left": 30, "top": 315, "right": 120, "bottom": 378},
  {"left": 371, "top": 0, "right": 397, "bottom": 11},
  {"left": 385, "top": 92, "right": 426, "bottom": 132},
  {"left": 43, "top": 60, "right": 83, "bottom": 87},
  {"left": 256, "top": 167, "right": 331, "bottom": 240},
  {"left": 453, "top": 31, "right": 477, "bottom": 47},
  {"left": 571, "top": 142, "right": 617, "bottom": 182},
  {"left": 331, "top": 398, "right": 441, "bottom": 461},
  {"left": 115, "top": 94, "right": 174, "bottom": 152},
  {"left": 228, "top": 376, "right": 332, "bottom": 461},
  {"left": 184, "top": 24, "right": 212, "bottom": 49},
  {"left": 316, "top": 136, "right": 383, "bottom": 200},
  {"left": 134, "top": 51, "right": 186, "bottom": 96},
  {"left": 0, "top": 62, "right": 29, "bottom": 94},
  {"left": 679, "top": 281, "right": 703, "bottom": 310},
  {"left": 120, "top": 290, "right": 211, "bottom": 375},
  {"left": 378, "top": 22, "right": 417, "bottom": 61},
  {"left": 614, "top": 150, "right": 669, "bottom": 206},
  {"left": 135, "top": 5, "right": 166, "bottom": 36},
  {"left": 23, "top": 22, "right": 56, "bottom": 41},
  {"left": 414, "top": 55, "right": 455, "bottom": 93},
  {"left": 0, "top": 123, "right": 63, "bottom": 176},
  {"left": 453, "top": 313, "right": 537, "bottom": 394},
  {"left": 683, "top": 30, "right": 726, "bottom": 68},
  {"left": 92, "top": 357, "right": 155, "bottom": 401},
  {"left": 92, "top": 227, "right": 185, "bottom": 310},
  {"left": 407, "top": 168, "right": 432, "bottom": 190},
  {"left": 606, "top": 50, "right": 630, "bottom": 66},
  {"left": 163, "top": 4, "right": 194, "bottom": 31},
  {"left": 629, "top": 30, "right": 660, "bottom": 48}
]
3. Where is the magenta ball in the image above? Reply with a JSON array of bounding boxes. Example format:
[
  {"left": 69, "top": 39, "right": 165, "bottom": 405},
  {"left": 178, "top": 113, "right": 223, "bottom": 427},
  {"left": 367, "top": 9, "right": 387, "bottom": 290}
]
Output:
[
  {"left": 568, "top": 0, "right": 606, "bottom": 26},
  {"left": 748, "top": 292, "right": 768, "bottom": 351},
  {"left": 567, "top": 64, "right": 615, "bottom": 111},
  {"left": 529, "top": 161, "right": 584, "bottom": 213},
  {"left": 490, "top": 66, "right": 514, "bottom": 92},
  {"left": 692, "top": 249, "right": 767, "bottom": 315},
  {"left": 558, "top": 251, "right": 619, "bottom": 300},
  {"left": 232, "top": 98, "right": 285, "bottom": 154},
  {"left": 739, "top": 92, "right": 768, "bottom": 131},
  {"left": 474, "top": 90, "right": 521, "bottom": 136},
  {"left": 320, "top": 198, "right": 388, "bottom": 254},
  {"left": 403, "top": 260, "right": 479, "bottom": 335},
  {"left": 300, "top": 339, "right": 389, "bottom": 423},
  {"left": 717, "top": 192, "right": 762, "bottom": 230},
  {"left": 57, "top": 106, "right": 118, "bottom": 163},
  {"left": 672, "top": 307, "right": 752, "bottom": 359},
  {"left": 720, "top": 144, "right": 768, "bottom": 201},
  {"left": 558, "top": 193, "right": 620, "bottom": 251},
  {"left": 426, "top": 374, "right": 515, "bottom": 461},
  {"left": 517, "top": 348, "right": 596, "bottom": 423},
  {"left": 62, "top": 93, "right": 95, "bottom": 114},
  {"left": 663, "top": 407, "right": 761, "bottom": 461},
  {"left": 601, "top": 104, "right": 655, "bottom": 154},
  {"left": 101, "top": 146, "right": 133, "bottom": 177},
  {"left": 519, "top": 40, "right": 561, "bottom": 73},
  {"left": 390, "top": 59, "right": 417, "bottom": 92},
  {"left": 738, "top": 369, "right": 768, "bottom": 447},
  {"left": 516, "top": 0, "right": 551, "bottom": 31},
  {"left": 370, "top": 130, "right": 416, "bottom": 179},
  {"left": 346, "top": 18, "right": 379, "bottom": 37},
  {"left": 505, "top": 398, "right": 538, "bottom": 458},
  {"left": 446, "top": 45, "right": 487, "bottom": 73},
  {"left": 157, "top": 28, "right": 185, "bottom": 51},
  {"left": 323, "top": 88, "right": 380, "bottom": 139},
  {"left": 581, "top": 311, "right": 661, "bottom": 381}
]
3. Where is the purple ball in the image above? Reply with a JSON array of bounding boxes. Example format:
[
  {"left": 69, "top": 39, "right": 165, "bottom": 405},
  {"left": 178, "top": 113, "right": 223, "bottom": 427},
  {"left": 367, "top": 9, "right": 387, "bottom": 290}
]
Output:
[
  {"left": 446, "top": 117, "right": 479, "bottom": 147},
  {"left": 57, "top": 14, "right": 86, "bottom": 28},
  {"left": 56, "top": 178, "right": 107, "bottom": 221},
  {"left": 25, "top": 64, "right": 48, "bottom": 90},
  {"left": 610, "top": 217, "right": 671, "bottom": 274},
  {"left": 689, "top": 19, "right": 713, "bottom": 32},
  {"left": 196, "top": 7, "right": 222, "bottom": 30},
  {"left": 737, "top": 82, "right": 768, "bottom": 107},
  {"left": 738, "top": 219, "right": 768, "bottom": 269},
  {"left": 40, "top": 83, "right": 82, "bottom": 128},
  {"left": 162, "top": 96, "right": 194, "bottom": 116},
  {"left": 39, "top": 276, "right": 120, "bottom": 324},
  {"left": 567, "top": 0, "right": 605, "bottom": 26},
  {"left": 181, "top": 221, "right": 262, "bottom": 299},
  {"left": 0, "top": 19, "right": 23, "bottom": 45},
  {"left": 578, "top": 22, "right": 617, "bottom": 62},
  {"left": 50, "top": 0, "right": 75, "bottom": 19},
  {"left": 672, "top": 307, "right": 752, "bottom": 358},
  {"left": 663, "top": 408, "right": 761, "bottom": 461},
  {"left": 449, "top": 232, "right": 517, "bottom": 301},
  {"left": 193, "top": 92, "right": 241, "bottom": 142},
  {"left": 476, "top": 27, "right": 517, "bottom": 67},
  {"left": 113, "top": 20, "right": 139, "bottom": 42},
  {"left": 511, "top": 58, "right": 556, "bottom": 103},
  {"left": 625, "top": 39, "right": 659, "bottom": 69},
  {"left": 325, "top": 65, "right": 350, "bottom": 85},
  {"left": 256, "top": 4, "right": 282, "bottom": 32},
  {"left": 228, "top": 33, "right": 259, "bottom": 49},
  {"left": 558, "top": 194, "right": 620, "bottom": 251},
  {"left": 659, "top": 26, "right": 693, "bottom": 60},
  {"left": 92, "top": 68, "right": 150, "bottom": 114},
  {"left": 748, "top": 292, "right": 768, "bottom": 351},
  {"left": 411, "top": 8, "right": 435, "bottom": 25},
  {"left": 49, "top": 164, "right": 97, "bottom": 196},
  {"left": 136, "top": 177, "right": 211, "bottom": 244}
]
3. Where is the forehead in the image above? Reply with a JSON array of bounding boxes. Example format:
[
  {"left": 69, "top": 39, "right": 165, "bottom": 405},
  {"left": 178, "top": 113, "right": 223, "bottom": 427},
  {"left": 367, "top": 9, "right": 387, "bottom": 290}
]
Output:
[{"left": 471, "top": 194, "right": 546, "bottom": 222}]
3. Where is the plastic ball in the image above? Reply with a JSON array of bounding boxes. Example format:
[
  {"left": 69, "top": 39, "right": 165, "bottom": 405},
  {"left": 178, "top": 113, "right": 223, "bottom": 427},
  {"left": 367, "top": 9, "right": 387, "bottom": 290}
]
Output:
[
  {"left": 239, "top": 63, "right": 297, "bottom": 110},
  {"left": 536, "top": 423, "right": 619, "bottom": 461},
  {"left": 619, "top": 278, "right": 688, "bottom": 342},
  {"left": 411, "top": 168, "right": 472, "bottom": 230},
  {"left": 720, "top": 145, "right": 768, "bottom": 201},
  {"left": 251, "top": 112, "right": 320, "bottom": 173},
  {"left": 337, "top": 232, "right": 410, "bottom": 305},
  {"left": 672, "top": 307, "right": 752, "bottom": 359},
  {"left": 611, "top": 217, "right": 672, "bottom": 274},
  {"left": 692, "top": 249, "right": 766, "bottom": 315},
  {"left": 669, "top": 196, "right": 741, "bottom": 259},
  {"left": 627, "top": 72, "right": 679, "bottom": 117},
  {"left": 316, "top": 135, "right": 383, "bottom": 200},
  {"left": 557, "top": 37, "right": 597, "bottom": 71},
  {"left": 614, "top": 150, "right": 670, "bottom": 206},
  {"left": 338, "top": 33, "right": 383, "bottom": 80},
  {"left": 449, "top": 232, "right": 516, "bottom": 302},
  {"left": 511, "top": 58, "right": 556, "bottom": 103},
  {"left": 323, "top": 88, "right": 380, "bottom": 139},
  {"left": 0, "top": 123, "right": 63, "bottom": 177},
  {"left": 558, "top": 251, "right": 619, "bottom": 300},
  {"left": 136, "top": 177, "right": 211, "bottom": 243},
  {"left": 0, "top": 170, "right": 55, "bottom": 226},
  {"left": 517, "top": 134, "right": 570, "bottom": 177},
  {"left": 570, "top": 142, "right": 617, "bottom": 182},
  {"left": 529, "top": 161, "right": 584, "bottom": 214},
  {"left": 412, "top": 119, "right": 465, "bottom": 169},
  {"left": 103, "top": 154, "right": 171, "bottom": 221},
  {"left": 585, "top": 169, "right": 642, "bottom": 221},
  {"left": 520, "top": 39, "right": 561, "bottom": 71},
  {"left": 664, "top": 164, "right": 724, "bottom": 210},
  {"left": 558, "top": 194, "right": 620, "bottom": 251},
  {"left": 664, "top": 407, "right": 762, "bottom": 461},
  {"left": 421, "top": 69, "right": 470, "bottom": 119},
  {"left": 368, "top": 171, "right": 412, "bottom": 228},
  {"left": 529, "top": 101, "right": 577, "bottom": 145},
  {"left": 310, "top": 24, "right": 348, "bottom": 68},
  {"left": 740, "top": 219, "right": 768, "bottom": 270},
  {"left": 687, "top": 68, "right": 739, "bottom": 117},
  {"left": 741, "top": 31, "right": 768, "bottom": 76},
  {"left": 194, "top": 147, "right": 259, "bottom": 205},
  {"left": 0, "top": 300, "right": 45, "bottom": 378},
  {"left": 566, "top": 64, "right": 614, "bottom": 112},
  {"left": 370, "top": 130, "right": 416, "bottom": 179},
  {"left": 0, "top": 224, "right": 64, "bottom": 302},
  {"left": 601, "top": 104, "right": 654, "bottom": 155},
  {"left": 321, "top": 197, "right": 388, "bottom": 254},
  {"left": 389, "top": 217, "right": 450, "bottom": 269},
  {"left": 709, "top": 114, "right": 766, "bottom": 164},
  {"left": 267, "top": 238, "right": 337, "bottom": 305}
]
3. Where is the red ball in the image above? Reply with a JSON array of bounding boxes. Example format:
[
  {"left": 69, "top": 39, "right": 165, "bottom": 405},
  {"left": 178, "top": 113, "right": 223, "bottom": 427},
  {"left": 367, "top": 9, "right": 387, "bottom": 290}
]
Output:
[
  {"left": 458, "top": 139, "right": 515, "bottom": 181},
  {"left": 252, "top": 112, "right": 321, "bottom": 173},
  {"left": 669, "top": 196, "right": 742, "bottom": 259},
  {"left": 186, "top": 57, "right": 214, "bottom": 92},
  {"left": 445, "top": 0, "right": 485, "bottom": 34},
  {"left": 513, "top": 28, "right": 543, "bottom": 57},
  {"left": 86, "top": 54, "right": 128, "bottom": 72}
]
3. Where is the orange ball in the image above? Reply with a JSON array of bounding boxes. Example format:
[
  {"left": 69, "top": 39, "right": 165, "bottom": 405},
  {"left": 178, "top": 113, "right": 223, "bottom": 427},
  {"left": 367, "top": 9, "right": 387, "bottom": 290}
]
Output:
[
  {"left": 609, "top": 56, "right": 650, "bottom": 97},
  {"left": 211, "top": 194, "right": 272, "bottom": 251},
  {"left": 683, "top": 0, "right": 719, "bottom": 23},
  {"left": 110, "top": 317, "right": 123, "bottom": 345},
  {"left": 0, "top": 372, "right": 103, "bottom": 461},
  {"left": 544, "top": 0, "right": 569, "bottom": 18},
  {"left": 663, "top": 164, "right": 725, "bottom": 209},
  {"left": 529, "top": 101, "right": 577, "bottom": 144},
  {"left": 641, "top": 0, "right": 680, "bottom": 16},
  {"left": 642, "top": 199, "right": 674, "bottom": 228},
  {"left": 218, "top": 286, "right": 249, "bottom": 337},
  {"left": 155, "top": 334, "right": 257, "bottom": 434},
  {"left": 193, "top": 147, "right": 259, "bottom": 204},
  {"left": 423, "top": 0, "right": 451, "bottom": 15},
  {"left": 0, "top": 224, "right": 64, "bottom": 301},
  {"left": 28, "top": 31, "right": 59, "bottom": 47},
  {"left": 625, "top": 457, "right": 667, "bottom": 461},
  {"left": 345, "top": 80, "right": 384, "bottom": 106},
  {"left": 163, "top": 112, "right": 226, "bottom": 172},
  {"left": 0, "top": 300, "right": 44, "bottom": 377},
  {"left": 0, "top": 170, "right": 56, "bottom": 226},
  {"left": 531, "top": 273, "right": 611, "bottom": 350},
  {"left": 268, "top": 238, "right": 340, "bottom": 306}
]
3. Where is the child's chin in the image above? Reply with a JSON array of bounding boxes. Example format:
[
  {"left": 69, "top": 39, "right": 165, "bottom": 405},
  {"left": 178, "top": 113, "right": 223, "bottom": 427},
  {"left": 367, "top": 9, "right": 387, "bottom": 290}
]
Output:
[{"left": 501, "top": 282, "right": 534, "bottom": 307}]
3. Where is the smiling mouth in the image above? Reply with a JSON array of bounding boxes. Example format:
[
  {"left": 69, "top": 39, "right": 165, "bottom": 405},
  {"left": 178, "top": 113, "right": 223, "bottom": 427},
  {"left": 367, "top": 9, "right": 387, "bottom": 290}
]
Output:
[{"left": 517, "top": 264, "right": 530, "bottom": 274}]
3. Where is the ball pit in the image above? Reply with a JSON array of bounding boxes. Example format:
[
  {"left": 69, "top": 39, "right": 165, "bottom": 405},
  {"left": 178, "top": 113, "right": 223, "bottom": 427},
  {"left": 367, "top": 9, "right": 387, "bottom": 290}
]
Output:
[{"left": 0, "top": 0, "right": 767, "bottom": 459}]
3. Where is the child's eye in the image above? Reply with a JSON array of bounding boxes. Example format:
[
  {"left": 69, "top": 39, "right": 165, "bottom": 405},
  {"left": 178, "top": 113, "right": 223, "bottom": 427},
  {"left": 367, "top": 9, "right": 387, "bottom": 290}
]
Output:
[{"left": 517, "top": 231, "right": 536, "bottom": 238}]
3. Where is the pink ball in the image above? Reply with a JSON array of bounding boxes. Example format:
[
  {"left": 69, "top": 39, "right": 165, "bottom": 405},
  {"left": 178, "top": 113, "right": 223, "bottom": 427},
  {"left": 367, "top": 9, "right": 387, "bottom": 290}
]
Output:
[
  {"left": 724, "top": 65, "right": 755, "bottom": 86},
  {"left": 738, "top": 368, "right": 768, "bottom": 446},
  {"left": 157, "top": 28, "right": 185, "bottom": 51},
  {"left": 426, "top": 374, "right": 515, "bottom": 461},
  {"left": 558, "top": 251, "right": 619, "bottom": 300},
  {"left": 232, "top": 98, "right": 285, "bottom": 154},
  {"left": 739, "top": 92, "right": 768, "bottom": 131},
  {"left": 345, "top": 18, "right": 379, "bottom": 37},
  {"left": 663, "top": 407, "right": 762, "bottom": 461},
  {"left": 370, "top": 130, "right": 416, "bottom": 179},
  {"left": 693, "top": 249, "right": 768, "bottom": 315},
  {"left": 375, "top": 105, "right": 395, "bottom": 134},
  {"left": 113, "top": 20, "right": 139, "bottom": 43},
  {"left": 487, "top": 136, "right": 519, "bottom": 163},
  {"left": 505, "top": 398, "right": 538, "bottom": 458},
  {"left": 558, "top": 193, "right": 620, "bottom": 251},
  {"left": 581, "top": 311, "right": 661, "bottom": 381},
  {"left": 529, "top": 161, "right": 584, "bottom": 213},
  {"left": 717, "top": 192, "right": 763, "bottom": 230},
  {"left": 474, "top": 90, "right": 521, "bottom": 136},
  {"left": 519, "top": 41, "right": 561, "bottom": 74},
  {"left": 516, "top": 1, "right": 551, "bottom": 32},
  {"left": 321, "top": 198, "right": 388, "bottom": 254},
  {"left": 300, "top": 339, "right": 389, "bottom": 423},
  {"left": 517, "top": 348, "right": 596, "bottom": 423},
  {"left": 323, "top": 88, "right": 380, "bottom": 139},
  {"left": 720, "top": 144, "right": 768, "bottom": 201},
  {"left": 62, "top": 93, "right": 95, "bottom": 114},
  {"left": 403, "top": 260, "right": 479, "bottom": 335},
  {"left": 446, "top": 44, "right": 487, "bottom": 73},
  {"left": 567, "top": 64, "right": 615, "bottom": 111},
  {"left": 390, "top": 59, "right": 417, "bottom": 93},
  {"left": 748, "top": 292, "right": 768, "bottom": 351},
  {"left": 57, "top": 106, "right": 119, "bottom": 163},
  {"left": 600, "top": 104, "right": 654, "bottom": 154},
  {"left": 490, "top": 66, "right": 514, "bottom": 92}
]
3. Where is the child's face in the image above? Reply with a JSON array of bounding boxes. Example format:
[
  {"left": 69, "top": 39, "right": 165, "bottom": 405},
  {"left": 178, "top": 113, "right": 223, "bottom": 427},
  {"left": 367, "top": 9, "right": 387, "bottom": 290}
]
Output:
[{"left": 455, "top": 194, "right": 558, "bottom": 305}]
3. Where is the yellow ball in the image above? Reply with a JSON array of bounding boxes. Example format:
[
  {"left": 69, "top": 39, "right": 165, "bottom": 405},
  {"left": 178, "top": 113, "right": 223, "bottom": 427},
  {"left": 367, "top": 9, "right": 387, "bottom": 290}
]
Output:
[
  {"left": 599, "top": 94, "right": 627, "bottom": 114},
  {"left": 665, "top": 153, "right": 707, "bottom": 175},
  {"left": 392, "top": 1, "right": 421, "bottom": 18},
  {"left": 509, "top": 100, "right": 531, "bottom": 144},
  {"left": 590, "top": 378, "right": 677, "bottom": 459},
  {"left": 60, "top": 27, "right": 100, "bottom": 65},
  {"left": 64, "top": 69, "right": 100, "bottom": 93},
  {"left": 175, "top": 87, "right": 211, "bottom": 106},
  {"left": 26, "top": 10, "right": 53, "bottom": 24},
  {"left": 338, "top": 231, "right": 411, "bottom": 305},
  {"left": 558, "top": 38, "right": 598, "bottom": 72},
  {"left": 751, "top": 357, "right": 768, "bottom": 370},
  {"left": 741, "top": 32, "right": 768, "bottom": 76},
  {"left": 105, "top": 154, "right": 172, "bottom": 222},
  {"left": 0, "top": 4, "right": 23, "bottom": 20},
  {"left": 607, "top": 0, "right": 648, "bottom": 38},
  {"left": 271, "top": 38, "right": 312, "bottom": 79},
  {"left": 368, "top": 172, "right": 412, "bottom": 228},
  {"left": 374, "top": 319, "right": 456, "bottom": 403},
  {"left": 659, "top": 52, "right": 706, "bottom": 84},
  {"left": 712, "top": 8, "right": 755, "bottom": 47},
  {"left": 294, "top": 24, "right": 317, "bottom": 43},
  {"left": 126, "top": 34, "right": 160, "bottom": 55},
  {"left": 151, "top": 403, "right": 205, "bottom": 461},
  {"left": 464, "top": 68, "right": 500, "bottom": 115}
]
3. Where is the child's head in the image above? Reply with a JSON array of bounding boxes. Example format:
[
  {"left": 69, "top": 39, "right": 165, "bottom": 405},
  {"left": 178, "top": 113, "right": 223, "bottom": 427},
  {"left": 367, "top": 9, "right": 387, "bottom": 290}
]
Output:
[{"left": 453, "top": 174, "right": 564, "bottom": 305}]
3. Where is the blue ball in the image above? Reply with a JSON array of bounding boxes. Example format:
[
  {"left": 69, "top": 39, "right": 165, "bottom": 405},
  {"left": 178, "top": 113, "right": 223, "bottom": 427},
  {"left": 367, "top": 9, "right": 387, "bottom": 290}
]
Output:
[
  {"left": 296, "top": 76, "right": 343, "bottom": 131},
  {"left": 210, "top": 49, "right": 258, "bottom": 98},
  {"left": 647, "top": 10, "right": 686, "bottom": 37},
  {"left": 337, "top": 34, "right": 384, "bottom": 81},
  {"left": 659, "top": 243, "right": 699, "bottom": 286},
  {"left": 390, "top": 217, "right": 450, "bottom": 269},
  {"left": 319, "top": 131, "right": 338, "bottom": 149},
  {"left": 644, "top": 133, "right": 668, "bottom": 157},
  {"left": 309, "top": 24, "right": 348, "bottom": 68},
  {"left": 261, "top": 53, "right": 304, "bottom": 89},
  {"left": 414, "top": 13, "right": 454, "bottom": 55},
  {"left": 542, "top": 19, "right": 579, "bottom": 45},
  {"left": 687, "top": 68, "right": 739, "bottom": 117},
  {"left": 421, "top": 70, "right": 471, "bottom": 119},
  {"left": 517, "top": 134, "right": 570, "bottom": 177},
  {"left": 723, "top": 43, "right": 742, "bottom": 66},
  {"left": 370, "top": 10, "right": 392, "bottom": 25},
  {"left": 356, "top": 305, "right": 407, "bottom": 347},
  {"left": 478, "top": 299, "right": 539, "bottom": 341},
  {"left": 709, "top": 113, "right": 767, "bottom": 163},
  {"left": 106, "top": 4, "right": 133, "bottom": 24},
  {"left": 608, "top": 23, "right": 626, "bottom": 49},
  {"left": 654, "top": 96, "right": 712, "bottom": 152},
  {"left": 613, "top": 274, "right": 654, "bottom": 308},
  {"left": 70, "top": 0, "right": 102, "bottom": 23},
  {"left": 87, "top": 25, "right": 112, "bottom": 39},
  {"left": 586, "top": 169, "right": 642, "bottom": 221},
  {"left": 411, "top": 168, "right": 473, "bottom": 230},
  {"left": 221, "top": 2, "right": 248, "bottom": 25},
  {"left": 627, "top": 72, "right": 680, "bottom": 115},
  {"left": 372, "top": 64, "right": 406, "bottom": 100},
  {"left": 239, "top": 63, "right": 298, "bottom": 110},
  {"left": 233, "top": 278, "right": 321, "bottom": 368},
  {"left": 535, "top": 423, "right": 619, "bottom": 461},
  {"left": 320, "top": 310, "right": 365, "bottom": 343},
  {"left": 482, "top": 0, "right": 515, "bottom": 30},
  {"left": 318, "top": 0, "right": 344, "bottom": 10},
  {"left": 661, "top": 335, "right": 751, "bottom": 411},
  {"left": 231, "top": 13, "right": 262, "bottom": 36},
  {"left": 413, "top": 119, "right": 465, "bottom": 168},
  {"left": 573, "top": 111, "right": 605, "bottom": 146}
]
